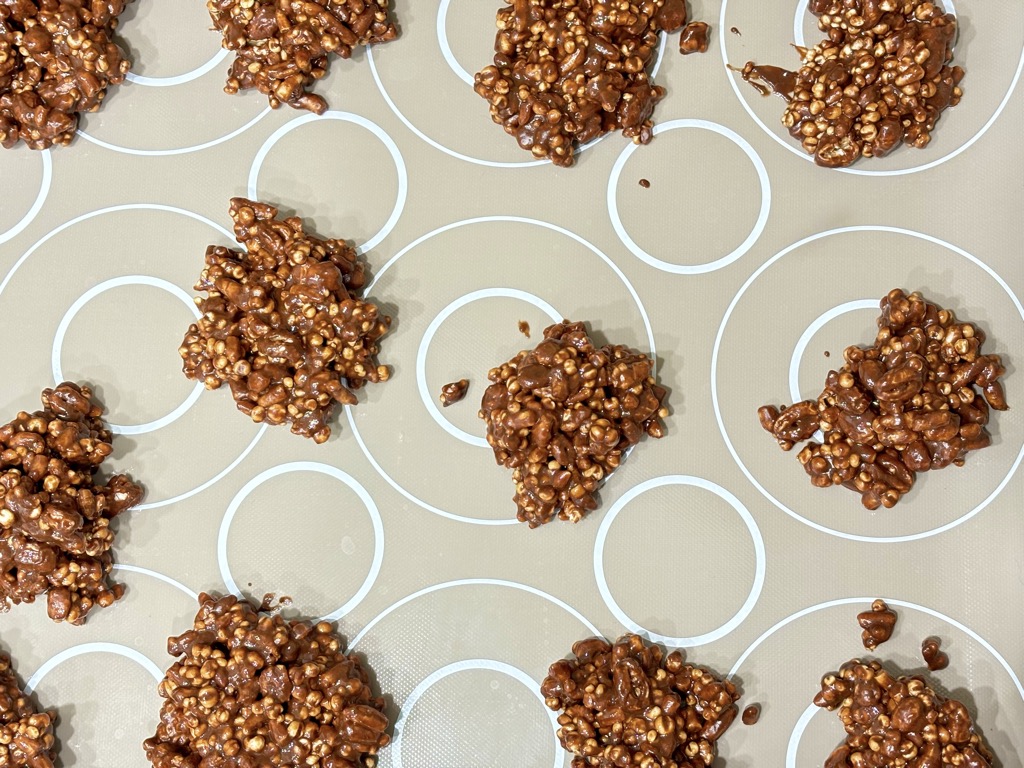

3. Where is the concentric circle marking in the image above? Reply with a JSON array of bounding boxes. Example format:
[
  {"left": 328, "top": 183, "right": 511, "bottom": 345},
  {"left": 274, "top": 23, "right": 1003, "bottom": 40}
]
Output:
[
  {"left": 723, "top": 597, "right": 1024, "bottom": 767},
  {"left": 371, "top": 18, "right": 666, "bottom": 168},
  {"left": 788, "top": 299, "right": 877, "bottom": 405},
  {"left": 391, "top": 659, "right": 561, "bottom": 768},
  {"left": 25, "top": 643, "right": 163, "bottom": 695},
  {"left": 712, "top": 226, "right": 1024, "bottom": 543},
  {"left": 111, "top": 563, "right": 199, "bottom": 599},
  {"left": 595, "top": 475, "right": 765, "bottom": 646},
  {"left": 0, "top": 149, "right": 51, "bottom": 246},
  {"left": 722, "top": 0, "right": 1018, "bottom": 176},
  {"left": 247, "top": 111, "right": 407, "bottom": 254},
  {"left": 126, "top": 48, "right": 231, "bottom": 87},
  {"left": 346, "top": 215, "right": 656, "bottom": 525},
  {"left": 51, "top": 276, "right": 204, "bottom": 435},
  {"left": 608, "top": 119, "right": 771, "bottom": 274},
  {"left": 417, "top": 288, "right": 561, "bottom": 448},
  {"left": 218, "top": 461, "right": 384, "bottom": 621}
]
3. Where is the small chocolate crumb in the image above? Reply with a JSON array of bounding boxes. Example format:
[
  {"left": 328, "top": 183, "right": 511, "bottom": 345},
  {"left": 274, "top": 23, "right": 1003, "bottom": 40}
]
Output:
[
  {"left": 440, "top": 379, "right": 470, "bottom": 407},
  {"left": 741, "top": 704, "right": 760, "bottom": 725},
  {"left": 857, "top": 599, "right": 897, "bottom": 650},
  {"left": 731, "top": 26, "right": 741, "bottom": 35},
  {"left": 922, "top": 637, "right": 949, "bottom": 671},
  {"left": 639, "top": 178, "right": 651, "bottom": 188},
  {"left": 519, "top": 320, "right": 531, "bottom": 338},
  {"left": 824, "top": 350, "right": 830, "bottom": 357}
]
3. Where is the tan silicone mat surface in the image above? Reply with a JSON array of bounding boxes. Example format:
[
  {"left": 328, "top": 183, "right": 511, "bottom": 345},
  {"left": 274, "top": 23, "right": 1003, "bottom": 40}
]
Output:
[{"left": 2, "top": 1, "right": 1023, "bottom": 766}]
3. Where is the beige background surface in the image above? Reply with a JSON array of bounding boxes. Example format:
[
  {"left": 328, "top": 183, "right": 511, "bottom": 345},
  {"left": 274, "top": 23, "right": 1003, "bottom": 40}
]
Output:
[{"left": 1, "top": 0, "right": 1022, "bottom": 766}]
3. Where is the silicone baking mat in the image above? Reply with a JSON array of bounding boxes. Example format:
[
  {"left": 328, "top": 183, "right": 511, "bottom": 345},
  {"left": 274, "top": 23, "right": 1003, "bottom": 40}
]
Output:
[{"left": 1, "top": 1, "right": 1022, "bottom": 765}]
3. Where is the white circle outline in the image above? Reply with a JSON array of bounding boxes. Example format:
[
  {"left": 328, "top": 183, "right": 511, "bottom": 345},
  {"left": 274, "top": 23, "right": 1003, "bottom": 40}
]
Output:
[
  {"left": 350, "top": 577, "right": 601, "bottom": 649},
  {"left": 126, "top": 47, "right": 230, "bottom": 87},
  {"left": 722, "top": 0, "right": 1017, "bottom": 176},
  {"left": 25, "top": 643, "right": 164, "bottom": 695},
  {"left": 77, "top": 106, "right": 271, "bottom": 157},
  {"left": 417, "top": 288, "right": 561, "bottom": 448},
  {"left": 0, "top": 149, "right": 51, "bottom": 246},
  {"left": 51, "top": 275, "right": 204, "bottom": 435},
  {"left": 721, "top": 597, "right": 1024, "bottom": 767},
  {"left": 788, "top": 298, "right": 877, "bottom": 404},
  {"left": 608, "top": 119, "right": 771, "bottom": 274},
  {"left": 111, "top": 563, "right": 199, "bottom": 599},
  {"left": 391, "top": 659, "right": 561, "bottom": 768},
  {"left": 595, "top": 475, "right": 766, "bottom": 646},
  {"left": 371, "top": 17, "right": 667, "bottom": 168},
  {"left": 217, "top": 461, "right": 384, "bottom": 622},
  {"left": 712, "top": 225, "right": 1024, "bottom": 543},
  {"left": 794, "top": 0, "right": 956, "bottom": 47},
  {"left": 1, "top": 203, "right": 266, "bottom": 511},
  {"left": 247, "top": 111, "right": 407, "bottom": 254},
  {"left": 345, "top": 215, "right": 657, "bottom": 526}
]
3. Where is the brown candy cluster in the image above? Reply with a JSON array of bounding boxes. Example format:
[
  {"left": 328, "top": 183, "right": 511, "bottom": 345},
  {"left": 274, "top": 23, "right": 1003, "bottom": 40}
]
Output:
[
  {"left": 758, "top": 289, "right": 1008, "bottom": 510},
  {"left": 474, "top": 0, "right": 703, "bottom": 167},
  {"left": 742, "top": 0, "right": 963, "bottom": 167},
  {"left": 479, "top": 320, "right": 667, "bottom": 527},
  {"left": 0, "top": 0, "right": 132, "bottom": 150},
  {"left": 816, "top": 658, "right": 993, "bottom": 768},
  {"left": 207, "top": 0, "right": 398, "bottom": 114},
  {"left": 1, "top": 383, "right": 141, "bottom": 625},
  {"left": 144, "top": 593, "right": 390, "bottom": 768},
  {"left": 0, "top": 652, "right": 55, "bottom": 768},
  {"left": 179, "top": 198, "right": 391, "bottom": 444},
  {"left": 541, "top": 635, "right": 740, "bottom": 768},
  {"left": 857, "top": 598, "right": 897, "bottom": 650}
]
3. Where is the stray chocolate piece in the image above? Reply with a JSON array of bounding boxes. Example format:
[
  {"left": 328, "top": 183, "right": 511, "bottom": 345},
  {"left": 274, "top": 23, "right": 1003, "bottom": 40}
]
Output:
[
  {"left": 207, "top": 0, "right": 398, "bottom": 114},
  {"left": 1, "top": 383, "right": 142, "bottom": 624},
  {"left": 922, "top": 636, "right": 949, "bottom": 671},
  {"left": 179, "top": 198, "right": 391, "bottom": 444},
  {"left": 474, "top": 0, "right": 707, "bottom": 166},
  {"left": 741, "top": 704, "right": 760, "bottom": 726},
  {"left": 144, "top": 593, "right": 390, "bottom": 768},
  {"left": 737, "top": 0, "right": 963, "bottom": 167},
  {"left": 518, "top": 320, "right": 531, "bottom": 338},
  {"left": 730, "top": 26, "right": 741, "bottom": 35},
  {"left": 480, "top": 320, "right": 668, "bottom": 527},
  {"left": 858, "top": 599, "right": 897, "bottom": 650},
  {"left": 824, "top": 350, "right": 831, "bottom": 357},
  {"left": 815, "top": 658, "right": 994, "bottom": 768},
  {"left": 758, "top": 289, "right": 1008, "bottom": 510},
  {"left": 440, "top": 379, "right": 469, "bottom": 407},
  {"left": 639, "top": 178, "right": 651, "bottom": 188},
  {"left": 542, "top": 634, "right": 740, "bottom": 768},
  {"left": 0, "top": 652, "right": 55, "bottom": 768},
  {"left": 679, "top": 21, "right": 710, "bottom": 55},
  {"left": 0, "top": 0, "right": 132, "bottom": 150}
]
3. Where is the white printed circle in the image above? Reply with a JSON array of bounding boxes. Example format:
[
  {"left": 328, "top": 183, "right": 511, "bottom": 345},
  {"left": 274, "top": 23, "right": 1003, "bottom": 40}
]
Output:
[
  {"left": 391, "top": 659, "right": 560, "bottom": 768},
  {"left": 26, "top": 642, "right": 163, "bottom": 694},
  {"left": 248, "top": 111, "right": 408, "bottom": 254},
  {"left": 725, "top": 598, "right": 1024, "bottom": 767},
  {"left": 608, "top": 119, "right": 771, "bottom": 274},
  {"left": 595, "top": 476, "right": 765, "bottom": 646},
  {"left": 218, "top": 462, "right": 384, "bottom": 622},
  {"left": 0, "top": 149, "right": 51, "bottom": 246},
  {"left": 720, "top": 0, "right": 1024, "bottom": 175},
  {"left": 346, "top": 216, "right": 656, "bottom": 525},
  {"left": 712, "top": 226, "right": 1024, "bottom": 543},
  {"left": 417, "top": 288, "right": 561, "bottom": 448},
  {"left": 52, "top": 276, "right": 203, "bottom": 435}
]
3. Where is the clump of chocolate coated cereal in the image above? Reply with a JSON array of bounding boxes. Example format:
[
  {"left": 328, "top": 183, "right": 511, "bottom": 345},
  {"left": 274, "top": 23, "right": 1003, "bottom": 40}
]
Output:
[
  {"left": 439, "top": 379, "right": 469, "bottom": 407},
  {"left": 0, "top": 0, "right": 133, "bottom": 150},
  {"left": 1, "top": 383, "right": 141, "bottom": 625},
  {"left": 542, "top": 634, "right": 740, "bottom": 768},
  {"left": 480, "top": 320, "right": 667, "bottom": 527},
  {"left": 0, "top": 651, "right": 55, "bottom": 768},
  {"left": 474, "top": 0, "right": 706, "bottom": 167},
  {"left": 144, "top": 592, "right": 390, "bottom": 768},
  {"left": 738, "top": 0, "right": 963, "bottom": 168},
  {"left": 758, "top": 289, "right": 1007, "bottom": 510},
  {"left": 858, "top": 598, "right": 897, "bottom": 650},
  {"left": 179, "top": 198, "right": 391, "bottom": 444},
  {"left": 815, "top": 658, "right": 994, "bottom": 767},
  {"left": 207, "top": 0, "right": 398, "bottom": 114}
]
